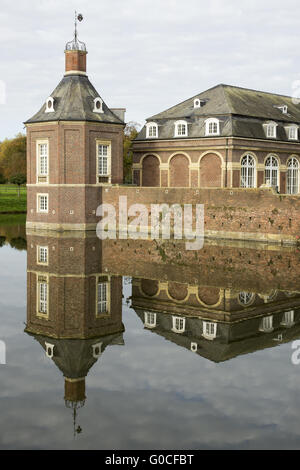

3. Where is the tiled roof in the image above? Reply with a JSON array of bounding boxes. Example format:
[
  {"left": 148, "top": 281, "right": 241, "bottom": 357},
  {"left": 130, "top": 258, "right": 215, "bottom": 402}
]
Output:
[{"left": 25, "top": 74, "right": 124, "bottom": 125}]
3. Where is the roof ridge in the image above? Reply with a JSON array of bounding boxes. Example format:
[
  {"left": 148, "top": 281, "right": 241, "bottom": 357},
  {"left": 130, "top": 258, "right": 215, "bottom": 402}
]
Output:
[{"left": 221, "top": 83, "right": 294, "bottom": 100}]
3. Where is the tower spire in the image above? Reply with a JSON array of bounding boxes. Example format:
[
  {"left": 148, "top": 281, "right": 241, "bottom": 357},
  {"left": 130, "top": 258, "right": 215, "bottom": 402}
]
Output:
[{"left": 65, "top": 12, "right": 87, "bottom": 75}]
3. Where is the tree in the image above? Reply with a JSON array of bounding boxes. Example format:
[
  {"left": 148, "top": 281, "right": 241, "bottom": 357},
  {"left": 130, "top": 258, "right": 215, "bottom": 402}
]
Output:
[
  {"left": 10, "top": 174, "right": 26, "bottom": 197},
  {"left": 123, "top": 122, "right": 140, "bottom": 184},
  {"left": 0, "top": 134, "right": 26, "bottom": 182}
]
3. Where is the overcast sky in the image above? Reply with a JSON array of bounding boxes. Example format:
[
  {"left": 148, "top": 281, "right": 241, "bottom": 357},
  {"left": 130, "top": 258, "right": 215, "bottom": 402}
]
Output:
[{"left": 1, "top": 0, "right": 300, "bottom": 140}]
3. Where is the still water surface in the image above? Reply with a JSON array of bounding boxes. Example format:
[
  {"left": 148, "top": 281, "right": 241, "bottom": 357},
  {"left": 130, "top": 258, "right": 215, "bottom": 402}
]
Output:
[{"left": 0, "top": 217, "right": 300, "bottom": 449}]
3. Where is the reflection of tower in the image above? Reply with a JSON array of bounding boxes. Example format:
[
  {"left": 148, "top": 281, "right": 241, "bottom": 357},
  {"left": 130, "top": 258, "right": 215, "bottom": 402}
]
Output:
[{"left": 25, "top": 230, "right": 124, "bottom": 435}]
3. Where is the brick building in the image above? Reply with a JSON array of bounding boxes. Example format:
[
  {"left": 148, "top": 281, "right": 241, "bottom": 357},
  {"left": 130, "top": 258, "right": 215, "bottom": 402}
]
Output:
[
  {"left": 132, "top": 84, "right": 300, "bottom": 193},
  {"left": 25, "top": 30, "right": 125, "bottom": 231}
]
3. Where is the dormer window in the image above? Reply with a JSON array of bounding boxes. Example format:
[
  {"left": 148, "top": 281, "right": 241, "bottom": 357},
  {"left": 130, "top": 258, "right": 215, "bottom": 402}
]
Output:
[
  {"left": 146, "top": 122, "right": 158, "bottom": 138},
  {"left": 264, "top": 122, "right": 277, "bottom": 139},
  {"left": 172, "top": 316, "right": 185, "bottom": 333},
  {"left": 202, "top": 321, "right": 217, "bottom": 340},
  {"left": 174, "top": 120, "right": 188, "bottom": 137},
  {"left": 194, "top": 98, "right": 206, "bottom": 108},
  {"left": 45, "top": 97, "right": 54, "bottom": 113},
  {"left": 259, "top": 316, "right": 274, "bottom": 333},
  {"left": 205, "top": 118, "right": 220, "bottom": 136},
  {"left": 93, "top": 97, "right": 104, "bottom": 113},
  {"left": 144, "top": 311, "right": 157, "bottom": 328},
  {"left": 287, "top": 125, "right": 298, "bottom": 140}
]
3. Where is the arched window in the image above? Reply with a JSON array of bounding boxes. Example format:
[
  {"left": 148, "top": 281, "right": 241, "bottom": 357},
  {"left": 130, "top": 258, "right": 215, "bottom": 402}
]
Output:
[
  {"left": 194, "top": 99, "right": 201, "bottom": 108},
  {"left": 240, "top": 154, "right": 256, "bottom": 188},
  {"left": 146, "top": 122, "right": 158, "bottom": 138},
  {"left": 174, "top": 120, "right": 188, "bottom": 137},
  {"left": 287, "top": 157, "right": 299, "bottom": 194},
  {"left": 238, "top": 292, "right": 255, "bottom": 306},
  {"left": 205, "top": 118, "right": 220, "bottom": 136},
  {"left": 265, "top": 155, "right": 279, "bottom": 189}
]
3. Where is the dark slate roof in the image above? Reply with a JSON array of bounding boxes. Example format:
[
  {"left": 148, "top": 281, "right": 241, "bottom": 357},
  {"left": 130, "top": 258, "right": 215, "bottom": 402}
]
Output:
[
  {"left": 29, "top": 332, "right": 124, "bottom": 379},
  {"left": 135, "top": 84, "right": 300, "bottom": 141},
  {"left": 25, "top": 74, "right": 125, "bottom": 125}
]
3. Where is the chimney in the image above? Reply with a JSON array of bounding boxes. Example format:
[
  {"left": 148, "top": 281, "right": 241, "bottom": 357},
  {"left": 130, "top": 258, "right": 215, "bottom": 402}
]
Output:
[{"left": 65, "top": 49, "right": 87, "bottom": 75}]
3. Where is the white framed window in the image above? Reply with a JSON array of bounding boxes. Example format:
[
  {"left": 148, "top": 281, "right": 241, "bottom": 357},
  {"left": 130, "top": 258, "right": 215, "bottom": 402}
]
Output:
[
  {"left": 265, "top": 155, "right": 279, "bottom": 189},
  {"left": 259, "top": 315, "right": 274, "bottom": 332},
  {"left": 288, "top": 126, "right": 298, "bottom": 140},
  {"left": 96, "top": 141, "right": 111, "bottom": 182},
  {"left": 238, "top": 292, "right": 255, "bottom": 306},
  {"left": 205, "top": 118, "right": 220, "bottom": 136},
  {"left": 202, "top": 321, "right": 217, "bottom": 340},
  {"left": 96, "top": 276, "right": 110, "bottom": 316},
  {"left": 240, "top": 154, "right": 256, "bottom": 188},
  {"left": 37, "top": 275, "right": 48, "bottom": 317},
  {"left": 144, "top": 311, "right": 157, "bottom": 328},
  {"left": 174, "top": 120, "right": 188, "bottom": 137},
  {"left": 281, "top": 310, "right": 295, "bottom": 327},
  {"left": 172, "top": 316, "right": 185, "bottom": 333},
  {"left": 37, "top": 246, "right": 48, "bottom": 265},
  {"left": 45, "top": 97, "right": 54, "bottom": 113},
  {"left": 264, "top": 122, "right": 277, "bottom": 139},
  {"left": 36, "top": 140, "right": 49, "bottom": 183},
  {"left": 287, "top": 157, "right": 299, "bottom": 194},
  {"left": 37, "top": 194, "right": 48, "bottom": 213},
  {"left": 146, "top": 122, "right": 158, "bottom": 138},
  {"left": 93, "top": 97, "right": 104, "bottom": 113}
]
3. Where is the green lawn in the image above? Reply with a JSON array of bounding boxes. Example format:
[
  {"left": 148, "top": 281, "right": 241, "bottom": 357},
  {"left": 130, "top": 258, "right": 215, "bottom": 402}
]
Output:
[{"left": 0, "top": 185, "right": 27, "bottom": 214}]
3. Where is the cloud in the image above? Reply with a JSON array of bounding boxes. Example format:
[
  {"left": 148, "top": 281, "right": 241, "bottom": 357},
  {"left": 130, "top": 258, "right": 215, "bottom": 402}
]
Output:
[{"left": 0, "top": 0, "right": 300, "bottom": 139}]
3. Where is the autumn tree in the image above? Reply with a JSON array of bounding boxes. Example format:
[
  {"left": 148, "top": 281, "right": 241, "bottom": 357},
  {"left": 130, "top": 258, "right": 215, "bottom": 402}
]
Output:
[
  {"left": 0, "top": 133, "right": 26, "bottom": 182},
  {"left": 123, "top": 122, "right": 140, "bottom": 183}
]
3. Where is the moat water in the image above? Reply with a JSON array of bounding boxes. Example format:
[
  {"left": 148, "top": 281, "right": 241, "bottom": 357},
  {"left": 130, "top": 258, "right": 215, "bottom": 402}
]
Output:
[{"left": 1, "top": 216, "right": 300, "bottom": 450}]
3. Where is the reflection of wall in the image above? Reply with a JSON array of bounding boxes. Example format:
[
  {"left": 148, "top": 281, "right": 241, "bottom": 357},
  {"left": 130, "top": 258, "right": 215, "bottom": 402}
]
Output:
[{"left": 132, "top": 278, "right": 300, "bottom": 322}]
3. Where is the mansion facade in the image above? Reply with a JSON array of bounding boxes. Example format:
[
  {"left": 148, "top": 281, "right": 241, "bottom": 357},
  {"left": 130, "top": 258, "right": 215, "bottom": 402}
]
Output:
[{"left": 132, "top": 84, "right": 300, "bottom": 194}]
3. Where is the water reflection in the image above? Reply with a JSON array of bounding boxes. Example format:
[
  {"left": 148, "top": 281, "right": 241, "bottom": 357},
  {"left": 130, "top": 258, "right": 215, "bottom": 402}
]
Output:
[
  {"left": 7, "top": 228, "right": 300, "bottom": 448},
  {"left": 25, "top": 231, "right": 124, "bottom": 434}
]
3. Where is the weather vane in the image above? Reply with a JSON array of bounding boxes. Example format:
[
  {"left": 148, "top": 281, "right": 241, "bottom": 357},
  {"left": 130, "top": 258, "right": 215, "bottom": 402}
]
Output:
[{"left": 74, "top": 11, "right": 83, "bottom": 40}]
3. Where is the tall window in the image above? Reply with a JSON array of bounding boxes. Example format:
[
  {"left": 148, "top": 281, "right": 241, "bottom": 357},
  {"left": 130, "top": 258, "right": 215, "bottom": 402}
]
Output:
[
  {"left": 37, "top": 246, "right": 48, "bottom": 265},
  {"left": 98, "top": 145, "right": 109, "bottom": 176},
  {"left": 241, "top": 154, "right": 256, "bottom": 188},
  {"left": 37, "top": 141, "right": 48, "bottom": 183},
  {"left": 37, "top": 276, "right": 48, "bottom": 316},
  {"left": 287, "top": 157, "right": 299, "bottom": 194},
  {"left": 202, "top": 321, "right": 217, "bottom": 340},
  {"left": 146, "top": 122, "right": 158, "bottom": 138},
  {"left": 37, "top": 194, "right": 48, "bottom": 213},
  {"left": 174, "top": 120, "right": 188, "bottom": 137},
  {"left": 265, "top": 155, "right": 279, "bottom": 189},
  {"left": 96, "top": 276, "right": 110, "bottom": 315},
  {"left": 205, "top": 118, "right": 220, "bottom": 136},
  {"left": 172, "top": 316, "right": 185, "bottom": 333}
]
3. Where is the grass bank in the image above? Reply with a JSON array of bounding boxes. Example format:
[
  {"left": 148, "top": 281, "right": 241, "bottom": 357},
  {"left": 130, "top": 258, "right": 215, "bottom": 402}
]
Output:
[{"left": 0, "top": 185, "right": 27, "bottom": 214}]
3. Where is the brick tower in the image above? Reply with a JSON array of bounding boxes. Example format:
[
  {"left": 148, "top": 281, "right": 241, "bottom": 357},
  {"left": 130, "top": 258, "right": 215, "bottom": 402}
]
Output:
[{"left": 25, "top": 20, "right": 125, "bottom": 231}]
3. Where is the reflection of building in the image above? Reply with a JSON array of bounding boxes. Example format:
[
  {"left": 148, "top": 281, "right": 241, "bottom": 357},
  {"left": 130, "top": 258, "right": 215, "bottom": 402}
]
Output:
[
  {"left": 132, "top": 276, "right": 300, "bottom": 362},
  {"left": 25, "top": 231, "right": 124, "bottom": 434}
]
